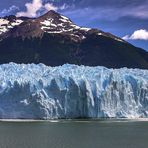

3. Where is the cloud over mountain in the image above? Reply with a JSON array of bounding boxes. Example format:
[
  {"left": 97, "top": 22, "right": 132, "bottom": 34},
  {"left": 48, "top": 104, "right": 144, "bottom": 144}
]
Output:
[
  {"left": 16, "top": 0, "right": 58, "bottom": 17},
  {"left": 123, "top": 29, "right": 148, "bottom": 40}
]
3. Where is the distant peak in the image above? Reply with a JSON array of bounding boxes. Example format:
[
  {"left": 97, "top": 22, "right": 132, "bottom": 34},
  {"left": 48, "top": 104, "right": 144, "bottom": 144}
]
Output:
[
  {"left": 39, "top": 10, "right": 60, "bottom": 19},
  {"left": 46, "top": 10, "right": 58, "bottom": 14}
]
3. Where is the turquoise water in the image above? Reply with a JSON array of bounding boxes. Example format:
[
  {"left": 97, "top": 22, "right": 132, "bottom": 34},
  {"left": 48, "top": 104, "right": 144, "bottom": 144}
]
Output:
[{"left": 0, "top": 120, "right": 148, "bottom": 148}]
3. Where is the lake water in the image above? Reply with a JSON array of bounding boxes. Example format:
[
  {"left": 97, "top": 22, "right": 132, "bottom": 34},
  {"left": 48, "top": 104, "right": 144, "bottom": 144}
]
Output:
[{"left": 0, "top": 120, "right": 148, "bottom": 148}]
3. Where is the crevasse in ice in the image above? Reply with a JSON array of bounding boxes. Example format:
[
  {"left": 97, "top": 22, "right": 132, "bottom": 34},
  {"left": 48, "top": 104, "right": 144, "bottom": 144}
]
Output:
[{"left": 0, "top": 63, "right": 148, "bottom": 119}]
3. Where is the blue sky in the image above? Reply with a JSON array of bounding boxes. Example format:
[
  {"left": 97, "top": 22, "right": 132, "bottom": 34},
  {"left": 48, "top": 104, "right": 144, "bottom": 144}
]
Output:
[{"left": 0, "top": 0, "right": 148, "bottom": 51}]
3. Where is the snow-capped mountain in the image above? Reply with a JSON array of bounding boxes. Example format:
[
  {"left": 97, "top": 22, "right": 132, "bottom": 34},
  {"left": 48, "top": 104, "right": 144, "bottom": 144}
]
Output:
[
  {"left": 0, "top": 10, "right": 125, "bottom": 42},
  {"left": 0, "top": 10, "right": 148, "bottom": 68},
  {"left": 0, "top": 63, "right": 147, "bottom": 119}
]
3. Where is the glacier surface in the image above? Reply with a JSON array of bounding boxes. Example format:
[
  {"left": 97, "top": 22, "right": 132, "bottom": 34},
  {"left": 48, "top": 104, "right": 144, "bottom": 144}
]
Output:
[{"left": 0, "top": 63, "right": 148, "bottom": 119}]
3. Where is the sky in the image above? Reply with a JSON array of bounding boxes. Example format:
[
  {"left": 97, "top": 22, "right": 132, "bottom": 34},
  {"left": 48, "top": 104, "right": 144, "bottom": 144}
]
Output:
[{"left": 0, "top": 0, "right": 148, "bottom": 51}]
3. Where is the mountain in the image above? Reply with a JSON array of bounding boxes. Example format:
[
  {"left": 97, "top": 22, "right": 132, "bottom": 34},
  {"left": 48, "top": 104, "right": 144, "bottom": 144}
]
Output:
[
  {"left": 0, "top": 63, "right": 147, "bottom": 119},
  {"left": 0, "top": 10, "right": 148, "bottom": 69}
]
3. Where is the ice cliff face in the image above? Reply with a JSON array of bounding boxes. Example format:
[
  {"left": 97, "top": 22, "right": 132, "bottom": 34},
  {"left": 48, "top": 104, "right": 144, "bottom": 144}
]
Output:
[{"left": 0, "top": 63, "right": 148, "bottom": 119}]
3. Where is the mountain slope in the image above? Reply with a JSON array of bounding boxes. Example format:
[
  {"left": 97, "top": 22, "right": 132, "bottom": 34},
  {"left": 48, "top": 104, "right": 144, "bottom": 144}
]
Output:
[{"left": 0, "top": 10, "right": 148, "bottom": 69}]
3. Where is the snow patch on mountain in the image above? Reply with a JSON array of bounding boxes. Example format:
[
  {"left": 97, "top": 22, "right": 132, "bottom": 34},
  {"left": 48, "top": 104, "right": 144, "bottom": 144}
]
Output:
[
  {"left": 38, "top": 12, "right": 93, "bottom": 41},
  {"left": 0, "top": 18, "right": 23, "bottom": 35},
  {"left": 0, "top": 63, "right": 147, "bottom": 119}
]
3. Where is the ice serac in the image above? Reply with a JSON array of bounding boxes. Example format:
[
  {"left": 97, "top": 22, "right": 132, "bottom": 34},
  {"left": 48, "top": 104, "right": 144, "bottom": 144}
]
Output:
[{"left": 0, "top": 63, "right": 148, "bottom": 119}]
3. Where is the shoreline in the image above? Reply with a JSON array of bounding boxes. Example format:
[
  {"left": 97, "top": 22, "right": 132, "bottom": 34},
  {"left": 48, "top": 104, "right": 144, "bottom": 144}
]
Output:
[{"left": 1, "top": 118, "right": 148, "bottom": 123}]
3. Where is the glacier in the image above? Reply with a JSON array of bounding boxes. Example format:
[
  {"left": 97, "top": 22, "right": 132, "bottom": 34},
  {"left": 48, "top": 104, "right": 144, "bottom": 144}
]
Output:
[{"left": 0, "top": 63, "right": 147, "bottom": 119}]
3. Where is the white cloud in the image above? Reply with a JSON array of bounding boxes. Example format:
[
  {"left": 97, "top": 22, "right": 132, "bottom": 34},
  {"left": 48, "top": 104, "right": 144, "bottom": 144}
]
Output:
[
  {"left": 16, "top": 0, "right": 42, "bottom": 17},
  {"left": 59, "top": 3, "right": 69, "bottom": 10},
  {"left": 16, "top": 0, "right": 58, "bottom": 18},
  {"left": 122, "top": 35, "right": 130, "bottom": 40},
  {"left": 44, "top": 3, "right": 58, "bottom": 11},
  {"left": 123, "top": 29, "right": 148, "bottom": 40}
]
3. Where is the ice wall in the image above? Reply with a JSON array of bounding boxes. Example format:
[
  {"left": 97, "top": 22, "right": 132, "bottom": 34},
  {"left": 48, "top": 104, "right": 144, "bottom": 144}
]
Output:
[{"left": 0, "top": 63, "right": 147, "bottom": 119}]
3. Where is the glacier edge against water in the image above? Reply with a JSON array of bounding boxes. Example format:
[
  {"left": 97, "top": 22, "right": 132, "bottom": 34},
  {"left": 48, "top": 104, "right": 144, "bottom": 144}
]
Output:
[{"left": 0, "top": 63, "right": 148, "bottom": 119}]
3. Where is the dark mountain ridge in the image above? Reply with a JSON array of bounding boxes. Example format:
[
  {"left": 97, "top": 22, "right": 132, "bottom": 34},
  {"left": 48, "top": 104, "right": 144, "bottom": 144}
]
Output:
[{"left": 0, "top": 10, "right": 148, "bottom": 69}]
